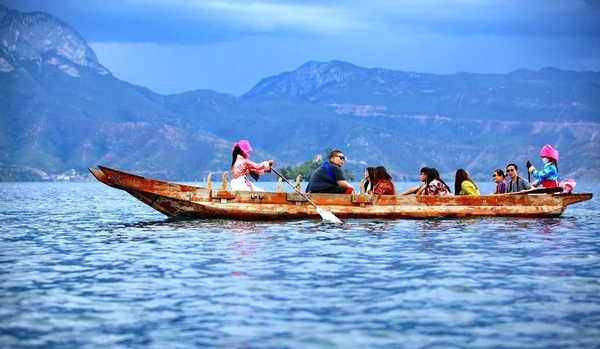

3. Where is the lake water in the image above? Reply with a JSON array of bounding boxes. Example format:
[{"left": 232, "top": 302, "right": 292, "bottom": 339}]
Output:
[{"left": 1, "top": 181, "right": 599, "bottom": 348}]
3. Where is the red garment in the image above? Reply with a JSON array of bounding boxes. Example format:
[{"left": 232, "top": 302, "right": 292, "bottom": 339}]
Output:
[
  {"left": 541, "top": 179, "right": 558, "bottom": 188},
  {"left": 373, "top": 179, "right": 396, "bottom": 195}
]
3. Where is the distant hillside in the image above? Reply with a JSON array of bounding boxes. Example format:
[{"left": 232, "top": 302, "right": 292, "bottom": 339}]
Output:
[
  {"left": 0, "top": 4, "right": 242, "bottom": 180},
  {"left": 242, "top": 61, "right": 600, "bottom": 180},
  {"left": 243, "top": 60, "right": 600, "bottom": 123},
  {"left": 1, "top": 5, "right": 599, "bottom": 182}
]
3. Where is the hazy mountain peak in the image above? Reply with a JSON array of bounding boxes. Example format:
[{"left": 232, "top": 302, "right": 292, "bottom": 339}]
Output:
[
  {"left": 0, "top": 5, "right": 109, "bottom": 75},
  {"left": 243, "top": 60, "right": 363, "bottom": 99}
]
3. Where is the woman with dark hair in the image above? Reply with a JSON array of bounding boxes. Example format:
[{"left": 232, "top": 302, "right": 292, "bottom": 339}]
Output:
[
  {"left": 230, "top": 140, "right": 273, "bottom": 191},
  {"left": 372, "top": 166, "right": 396, "bottom": 195},
  {"left": 418, "top": 168, "right": 451, "bottom": 195},
  {"left": 455, "top": 169, "right": 480, "bottom": 195},
  {"left": 363, "top": 167, "right": 376, "bottom": 193},
  {"left": 492, "top": 169, "right": 508, "bottom": 194}
]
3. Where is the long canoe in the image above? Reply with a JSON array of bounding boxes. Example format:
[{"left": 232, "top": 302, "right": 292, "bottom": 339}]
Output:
[{"left": 89, "top": 166, "right": 592, "bottom": 220}]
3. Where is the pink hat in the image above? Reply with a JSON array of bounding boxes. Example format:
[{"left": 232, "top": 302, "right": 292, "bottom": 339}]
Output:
[
  {"left": 232, "top": 140, "right": 253, "bottom": 156},
  {"left": 539, "top": 144, "right": 559, "bottom": 162}
]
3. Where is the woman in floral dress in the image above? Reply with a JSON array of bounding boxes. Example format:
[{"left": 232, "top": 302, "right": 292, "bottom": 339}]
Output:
[{"left": 230, "top": 140, "right": 273, "bottom": 191}]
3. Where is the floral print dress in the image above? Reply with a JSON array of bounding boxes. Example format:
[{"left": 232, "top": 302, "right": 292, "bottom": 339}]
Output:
[
  {"left": 426, "top": 179, "right": 450, "bottom": 195},
  {"left": 231, "top": 155, "right": 271, "bottom": 191}
]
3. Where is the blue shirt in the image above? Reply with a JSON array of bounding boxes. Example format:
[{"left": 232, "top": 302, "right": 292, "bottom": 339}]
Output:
[{"left": 532, "top": 163, "right": 558, "bottom": 182}]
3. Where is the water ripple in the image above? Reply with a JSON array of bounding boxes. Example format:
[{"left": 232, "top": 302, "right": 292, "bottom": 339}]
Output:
[{"left": 0, "top": 182, "right": 598, "bottom": 348}]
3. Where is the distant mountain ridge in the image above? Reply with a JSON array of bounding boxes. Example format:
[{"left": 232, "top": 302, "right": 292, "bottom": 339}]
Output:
[
  {"left": 244, "top": 60, "right": 599, "bottom": 123},
  {"left": 0, "top": 4, "right": 109, "bottom": 76},
  {"left": 1, "top": 4, "right": 599, "bottom": 182}
]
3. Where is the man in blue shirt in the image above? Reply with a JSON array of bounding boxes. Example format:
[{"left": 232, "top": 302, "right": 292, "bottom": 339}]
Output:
[{"left": 306, "top": 150, "right": 355, "bottom": 194}]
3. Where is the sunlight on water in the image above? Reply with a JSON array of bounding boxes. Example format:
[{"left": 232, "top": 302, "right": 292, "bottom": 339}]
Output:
[{"left": 0, "top": 182, "right": 598, "bottom": 348}]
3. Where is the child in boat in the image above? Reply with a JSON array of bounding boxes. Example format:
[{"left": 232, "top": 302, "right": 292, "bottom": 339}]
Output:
[
  {"left": 372, "top": 166, "right": 396, "bottom": 195},
  {"left": 454, "top": 169, "right": 480, "bottom": 195},
  {"left": 529, "top": 144, "right": 559, "bottom": 188},
  {"left": 418, "top": 168, "right": 451, "bottom": 195},
  {"left": 230, "top": 140, "right": 273, "bottom": 191},
  {"left": 492, "top": 169, "right": 508, "bottom": 194}
]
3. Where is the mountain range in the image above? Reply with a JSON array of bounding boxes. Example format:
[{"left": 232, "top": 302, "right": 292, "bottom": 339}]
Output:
[{"left": 1, "top": 4, "right": 599, "bottom": 182}]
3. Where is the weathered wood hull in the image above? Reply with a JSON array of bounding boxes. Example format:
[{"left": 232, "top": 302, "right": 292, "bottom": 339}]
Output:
[{"left": 89, "top": 166, "right": 593, "bottom": 220}]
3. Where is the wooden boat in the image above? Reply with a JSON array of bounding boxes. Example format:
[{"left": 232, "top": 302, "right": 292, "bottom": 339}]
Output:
[{"left": 89, "top": 166, "right": 593, "bottom": 220}]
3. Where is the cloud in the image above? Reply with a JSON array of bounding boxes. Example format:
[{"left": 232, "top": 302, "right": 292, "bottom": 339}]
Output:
[
  {"left": 371, "top": 0, "right": 600, "bottom": 38},
  {"left": 3, "top": 0, "right": 598, "bottom": 45},
  {"left": 136, "top": 0, "right": 365, "bottom": 34}
]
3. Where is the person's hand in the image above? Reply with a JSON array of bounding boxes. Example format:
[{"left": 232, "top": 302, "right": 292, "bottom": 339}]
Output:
[
  {"left": 268, "top": 160, "right": 274, "bottom": 167},
  {"left": 528, "top": 166, "right": 535, "bottom": 174}
]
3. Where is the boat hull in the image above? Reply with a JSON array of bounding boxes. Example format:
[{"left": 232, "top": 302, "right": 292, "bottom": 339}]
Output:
[{"left": 90, "top": 166, "right": 593, "bottom": 220}]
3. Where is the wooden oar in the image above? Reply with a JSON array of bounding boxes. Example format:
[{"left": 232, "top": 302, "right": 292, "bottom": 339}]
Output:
[
  {"left": 526, "top": 160, "right": 532, "bottom": 183},
  {"left": 271, "top": 168, "right": 342, "bottom": 224}
]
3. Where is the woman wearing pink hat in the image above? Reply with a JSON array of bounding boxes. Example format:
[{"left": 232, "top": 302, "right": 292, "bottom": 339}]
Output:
[
  {"left": 230, "top": 140, "right": 274, "bottom": 191},
  {"left": 529, "top": 144, "right": 559, "bottom": 188}
]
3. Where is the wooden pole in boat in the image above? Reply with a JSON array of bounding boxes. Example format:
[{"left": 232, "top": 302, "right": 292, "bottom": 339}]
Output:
[
  {"left": 526, "top": 160, "right": 532, "bottom": 183},
  {"left": 271, "top": 168, "right": 342, "bottom": 224}
]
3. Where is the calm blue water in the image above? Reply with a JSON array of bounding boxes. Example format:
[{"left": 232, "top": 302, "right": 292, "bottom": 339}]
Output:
[{"left": 1, "top": 182, "right": 599, "bottom": 348}]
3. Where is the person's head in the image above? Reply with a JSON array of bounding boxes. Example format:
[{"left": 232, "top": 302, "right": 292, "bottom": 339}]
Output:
[
  {"left": 426, "top": 168, "right": 440, "bottom": 184},
  {"left": 420, "top": 167, "right": 430, "bottom": 183},
  {"left": 329, "top": 150, "right": 346, "bottom": 167},
  {"left": 231, "top": 140, "right": 253, "bottom": 168},
  {"left": 374, "top": 166, "right": 392, "bottom": 184},
  {"left": 232, "top": 140, "right": 252, "bottom": 158},
  {"left": 455, "top": 169, "right": 476, "bottom": 194},
  {"left": 506, "top": 163, "right": 518, "bottom": 179},
  {"left": 363, "top": 167, "right": 375, "bottom": 192},
  {"left": 492, "top": 169, "right": 505, "bottom": 183},
  {"left": 539, "top": 144, "right": 559, "bottom": 164},
  {"left": 426, "top": 168, "right": 451, "bottom": 192}
]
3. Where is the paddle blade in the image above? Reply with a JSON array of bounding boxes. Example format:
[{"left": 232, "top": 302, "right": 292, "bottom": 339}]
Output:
[{"left": 316, "top": 207, "right": 342, "bottom": 224}]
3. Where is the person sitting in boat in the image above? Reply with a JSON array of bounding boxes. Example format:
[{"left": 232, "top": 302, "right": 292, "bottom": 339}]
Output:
[
  {"left": 417, "top": 168, "right": 451, "bottom": 195},
  {"left": 505, "top": 163, "right": 531, "bottom": 192},
  {"left": 230, "top": 140, "right": 273, "bottom": 191},
  {"left": 306, "top": 150, "right": 354, "bottom": 194},
  {"left": 454, "top": 169, "right": 480, "bottom": 195},
  {"left": 528, "top": 144, "right": 559, "bottom": 188},
  {"left": 372, "top": 166, "right": 396, "bottom": 195},
  {"left": 401, "top": 167, "right": 430, "bottom": 195},
  {"left": 363, "top": 167, "right": 375, "bottom": 194},
  {"left": 492, "top": 169, "right": 508, "bottom": 194}
]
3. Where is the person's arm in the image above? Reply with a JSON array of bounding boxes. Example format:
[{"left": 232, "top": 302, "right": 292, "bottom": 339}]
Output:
[
  {"left": 245, "top": 159, "right": 274, "bottom": 175},
  {"left": 530, "top": 165, "right": 556, "bottom": 180},
  {"left": 337, "top": 180, "right": 354, "bottom": 191},
  {"left": 400, "top": 186, "right": 420, "bottom": 195},
  {"left": 416, "top": 184, "right": 427, "bottom": 195}
]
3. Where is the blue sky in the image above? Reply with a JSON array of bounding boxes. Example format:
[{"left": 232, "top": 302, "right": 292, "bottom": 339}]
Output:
[{"left": 3, "top": 0, "right": 599, "bottom": 96}]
